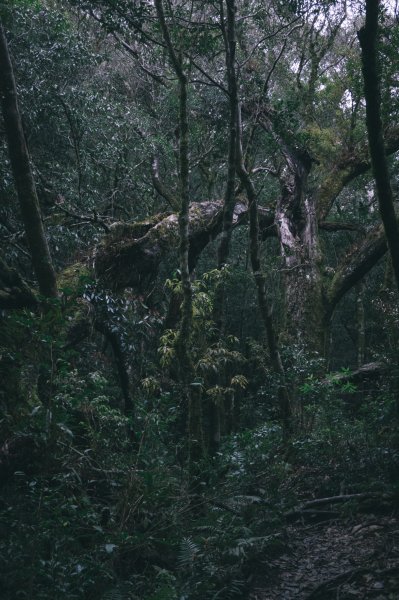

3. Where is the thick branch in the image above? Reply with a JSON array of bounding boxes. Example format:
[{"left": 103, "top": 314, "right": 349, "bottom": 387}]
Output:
[
  {"left": 318, "top": 221, "right": 365, "bottom": 233},
  {"left": 95, "top": 201, "right": 374, "bottom": 295},
  {"left": 94, "top": 200, "right": 249, "bottom": 290},
  {"left": 325, "top": 224, "right": 387, "bottom": 319},
  {"left": 317, "top": 126, "right": 399, "bottom": 221},
  {"left": 325, "top": 361, "right": 386, "bottom": 385}
]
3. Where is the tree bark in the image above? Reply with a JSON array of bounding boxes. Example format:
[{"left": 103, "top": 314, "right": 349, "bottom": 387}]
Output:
[
  {"left": 257, "top": 114, "right": 326, "bottom": 355},
  {"left": 236, "top": 106, "right": 291, "bottom": 430},
  {"left": 0, "top": 253, "right": 38, "bottom": 309},
  {"left": 155, "top": 0, "right": 203, "bottom": 468},
  {"left": 216, "top": 0, "right": 238, "bottom": 273},
  {"left": 0, "top": 21, "right": 57, "bottom": 298},
  {"left": 209, "top": 0, "right": 239, "bottom": 452},
  {"left": 358, "top": 0, "right": 399, "bottom": 291},
  {"left": 276, "top": 145, "right": 325, "bottom": 355},
  {"left": 94, "top": 200, "right": 251, "bottom": 291},
  {"left": 93, "top": 319, "right": 134, "bottom": 417},
  {"left": 356, "top": 282, "right": 366, "bottom": 367},
  {"left": 326, "top": 223, "right": 387, "bottom": 320}
]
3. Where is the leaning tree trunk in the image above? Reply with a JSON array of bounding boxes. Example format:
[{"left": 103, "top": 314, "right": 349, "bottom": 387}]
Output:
[{"left": 0, "top": 20, "right": 57, "bottom": 299}]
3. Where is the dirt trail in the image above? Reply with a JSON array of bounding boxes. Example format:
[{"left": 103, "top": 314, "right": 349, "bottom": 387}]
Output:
[{"left": 251, "top": 515, "right": 399, "bottom": 599}]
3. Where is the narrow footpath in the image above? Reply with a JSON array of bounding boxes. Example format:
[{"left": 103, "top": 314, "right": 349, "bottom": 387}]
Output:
[{"left": 251, "top": 511, "right": 399, "bottom": 599}]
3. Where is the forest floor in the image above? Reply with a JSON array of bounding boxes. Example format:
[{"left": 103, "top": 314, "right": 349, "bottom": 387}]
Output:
[{"left": 250, "top": 510, "right": 399, "bottom": 599}]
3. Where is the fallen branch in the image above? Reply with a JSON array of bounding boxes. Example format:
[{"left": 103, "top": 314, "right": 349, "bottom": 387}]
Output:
[
  {"left": 285, "top": 492, "right": 391, "bottom": 520},
  {"left": 325, "top": 362, "right": 387, "bottom": 385},
  {"left": 286, "top": 509, "right": 340, "bottom": 521}
]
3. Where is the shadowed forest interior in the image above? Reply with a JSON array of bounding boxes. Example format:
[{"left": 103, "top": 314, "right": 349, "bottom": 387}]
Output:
[{"left": 1, "top": 0, "right": 399, "bottom": 598}]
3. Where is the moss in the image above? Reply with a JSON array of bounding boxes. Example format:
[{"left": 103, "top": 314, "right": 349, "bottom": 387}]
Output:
[
  {"left": 106, "top": 213, "right": 170, "bottom": 245},
  {"left": 57, "top": 263, "right": 91, "bottom": 296}
]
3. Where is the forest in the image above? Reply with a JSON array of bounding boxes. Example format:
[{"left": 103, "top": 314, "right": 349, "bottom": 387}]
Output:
[{"left": 1, "top": 0, "right": 399, "bottom": 597}]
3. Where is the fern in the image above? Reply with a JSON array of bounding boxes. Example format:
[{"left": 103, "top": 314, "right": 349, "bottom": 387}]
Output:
[
  {"left": 178, "top": 537, "right": 200, "bottom": 568},
  {"left": 102, "top": 588, "right": 124, "bottom": 600}
]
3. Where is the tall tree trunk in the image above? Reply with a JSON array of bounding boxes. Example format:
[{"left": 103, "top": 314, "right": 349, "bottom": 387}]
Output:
[
  {"left": 216, "top": 0, "right": 238, "bottom": 275},
  {"left": 258, "top": 115, "right": 326, "bottom": 356},
  {"left": 155, "top": 0, "right": 203, "bottom": 468},
  {"left": 358, "top": 0, "right": 399, "bottom": 291},
  {"left": 210, "top": 0, "right": 238, "bottom": 453},
  {"left": 0, "top": 21, "right": 57, "bottom": 298}
]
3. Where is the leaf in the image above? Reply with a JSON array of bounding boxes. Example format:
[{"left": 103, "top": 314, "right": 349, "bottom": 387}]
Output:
[{"left": 57, "top": 422, "right": 73, "bottom": 437}]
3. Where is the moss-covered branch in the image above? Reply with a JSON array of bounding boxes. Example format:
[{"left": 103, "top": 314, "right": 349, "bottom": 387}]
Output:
[
  {"left": 325, "top": 224, "right": 387, "bottom": 319},
  {"left": 94, "top": 200, "right": 250, "bottom": 291}
]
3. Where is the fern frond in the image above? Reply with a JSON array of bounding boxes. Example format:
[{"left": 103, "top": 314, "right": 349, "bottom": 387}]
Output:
[{"left": 178, "top": 536, "right": 200, "bottom": 568}]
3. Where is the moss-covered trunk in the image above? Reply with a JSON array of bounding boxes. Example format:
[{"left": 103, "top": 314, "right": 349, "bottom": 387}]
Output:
[{"left": 276, "top": 150, "right": 326, "bottom": 357}]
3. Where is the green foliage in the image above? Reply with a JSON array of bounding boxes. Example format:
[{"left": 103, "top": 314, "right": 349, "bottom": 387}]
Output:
[
  {"left": 160, "top": 271, "right": 247, "bottom": 394},
  {"left": 2, "top": 0, "right": 399, "bottom": 598}
]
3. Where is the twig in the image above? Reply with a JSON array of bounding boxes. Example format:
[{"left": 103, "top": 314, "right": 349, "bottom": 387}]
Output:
[{"left": 207, "top": 499, "right": 241, "bottom": 516}]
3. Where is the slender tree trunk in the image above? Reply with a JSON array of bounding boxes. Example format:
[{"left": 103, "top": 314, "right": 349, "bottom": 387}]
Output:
[
  {"left": 176, "top": 74, "right": 203, "bottom": 466},
  {"left": 358, "top": 0, "right": 399, "bottom": 291},
  {"left": 236, "top": 106, "right": 291, "bottom": 430},
  {"left": 0, "top": 252, "right": 38, "bottom": 309},
  {"left": 94, "top": 320, "right": 134, "bottom": 416},
  {"left": 155, "top": 0, "right": 203, "bottom": 468},
  {"left": 216, "top": 0, "right": 238, "bottom": 275},
  {"left": 209, "top": 0, "right": 238, "bottom": 453},
  {"left": 0, "top": 21, "right": 57, "bottom": 298},
  {"left": 356, "top": 282, "right": 366, "bottom": 368}
]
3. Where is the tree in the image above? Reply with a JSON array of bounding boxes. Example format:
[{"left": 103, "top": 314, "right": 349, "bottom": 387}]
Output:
[
  {"left": 0, "top": 19, "right": 57, "bottom": 298},
  {"left": 358, "top": 0, "right": 399, "bottom": 291},
  {"left": 81, "top": 1, "right": 399, "bottom": 410}
]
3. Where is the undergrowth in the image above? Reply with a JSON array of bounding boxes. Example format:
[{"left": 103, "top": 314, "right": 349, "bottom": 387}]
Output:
[{"left": 1, "top": 301, "right": 399, "bottom": 599}]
